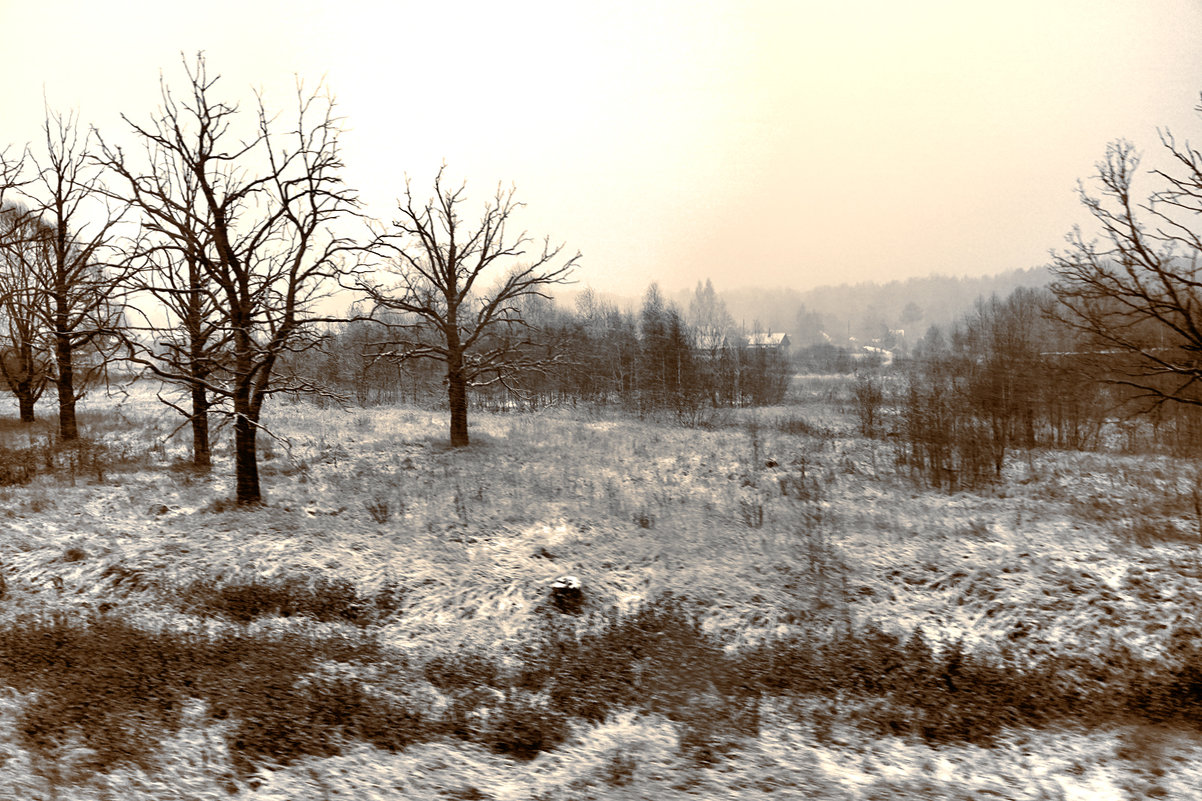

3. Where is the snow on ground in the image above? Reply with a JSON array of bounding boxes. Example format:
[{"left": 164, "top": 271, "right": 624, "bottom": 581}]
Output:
[{"left": 1, "top": 380, "right": 1201, "bottom": 797}]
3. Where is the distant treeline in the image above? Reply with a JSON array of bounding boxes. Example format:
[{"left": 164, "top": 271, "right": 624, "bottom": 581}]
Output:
[
  {"left": 654, "top": 266, "right": 1053, "bottom": 351},
  {"left": 294, "top": 282, "right": 791, "bottom": 420},
  {"left": 855, "top": 286, "right": 1202, "bottom": 491}
]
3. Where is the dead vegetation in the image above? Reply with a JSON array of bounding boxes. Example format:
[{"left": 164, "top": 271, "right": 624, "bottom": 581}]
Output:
[{"left": 0, "top": 378, "right": 1200, "bottom": 797}]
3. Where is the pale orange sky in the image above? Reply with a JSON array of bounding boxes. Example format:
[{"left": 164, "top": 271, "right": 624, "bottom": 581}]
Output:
[{"left": 1, "top": 0, "right": 1201, "bottom": 296}]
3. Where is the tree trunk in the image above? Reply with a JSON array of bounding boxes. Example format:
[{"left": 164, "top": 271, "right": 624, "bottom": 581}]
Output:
[
  {"left": 448, "top": 368, "right": 469, "bottom": 447},
  {"left": 4, "top": 342, "right": 42, "bottom": 423},
  {"left": 186, "top": 287, "right": 212, "bottom": 469},
  {"left": 230, "top": 302, "right": 262, "bottom": 504},
  {"left": 233, "top": 407, "right": 261, "bottom": 504},
  {"left": 191, "top": 380, "right": 211, "bottom": 469},
  {"left": 54, "top": 332, "right": 78, "bottom": 441},
  {"left": 17, "top": 394, "right": 35, "bottom": 423}
]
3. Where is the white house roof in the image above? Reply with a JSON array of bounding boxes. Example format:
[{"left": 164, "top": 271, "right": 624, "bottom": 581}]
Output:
[{"left": 746, "top": 332, "right": 790, "bottom": 348}]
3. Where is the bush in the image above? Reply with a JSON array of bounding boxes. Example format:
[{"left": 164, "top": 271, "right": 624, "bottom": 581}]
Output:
[
  {"left": 518, "top": 593, "right": 763, "bottom": 764},
  {"left": 0, "top": 446, "right": 36, "bottom": 485},
  {"left": 775, "top": 414, "right": 832, "bottom": 438},
  {"left": 515, "top": 597, "right": 1092, "bottom": 752},
  {"left": 9, "top": 599, "right": 1200, "bottom": 784},
  {"left": 852, "top": 374, "right": 885, "bottom": 437},
  {"left": 180, "top": 574, "right": 405, "bottom": 625},
  {"left": 424, "top": 651, "right": 501, "bottom": 693},
  {"left": 1133, "top": 634, "right": 1202, "bottom": 725},
  {"left": 0, "top": 613, "right": 392, "bottom": 777},
  {"left": 225, "top": 671, "right": 426, "bottom": 774},
  {"left": 737, "top": 626, "right": 1083, "bottom": 746},
  {"left": 896, "top": 363, "right": 1002, "bottom": 492},
  {"left": 0, "top": 436, "right": 150, "bottom": 487},
  {"left": 676, "top": 692, "right": 761, "bottom": 765},
  {"left": 474, "top": 691, "right": 571, "bottom": 760}
]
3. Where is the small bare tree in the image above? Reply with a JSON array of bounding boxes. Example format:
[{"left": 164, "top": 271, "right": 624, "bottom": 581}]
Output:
[
  {"left": 18, "top": 110, "right": 129, "bottom": 441},
  {"left": 358, "top": 168, "right": 579, "bottom": 447},
  {"left": 102, "top": 55, "right": 359, "bottom": 503},
  {"left": 0, "top": 201, "right": 54, "bottom": 422}
]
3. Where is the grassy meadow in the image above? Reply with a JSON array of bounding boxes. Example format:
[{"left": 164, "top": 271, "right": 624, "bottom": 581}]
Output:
[{"left": 0, "top": 375, "right": 1200, "bottom": 798}]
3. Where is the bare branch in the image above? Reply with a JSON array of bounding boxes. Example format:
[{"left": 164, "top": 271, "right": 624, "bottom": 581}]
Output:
[{"left": 1052, "top": 107, "right": 1202, "bottom": 413}]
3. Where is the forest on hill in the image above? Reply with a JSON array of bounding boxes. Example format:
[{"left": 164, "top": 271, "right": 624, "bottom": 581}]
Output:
[{"left": 689, "top": 265, "right": 1053, "bottom": 350}]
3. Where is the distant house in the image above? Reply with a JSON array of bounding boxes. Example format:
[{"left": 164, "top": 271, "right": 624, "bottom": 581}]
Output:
[
  {"left": 852, "top": 345, "right": 894, "bottom": 366},
  {"left": 745, "top": 332, "right": 791, "bottom": 352}
]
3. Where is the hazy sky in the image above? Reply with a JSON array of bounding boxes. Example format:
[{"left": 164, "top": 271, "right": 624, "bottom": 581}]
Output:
[{"left": 2, "top": 0, "right": 1201, "bottom": 297}]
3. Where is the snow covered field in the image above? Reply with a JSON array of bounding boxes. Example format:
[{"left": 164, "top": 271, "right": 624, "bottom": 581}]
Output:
[{"left": 0, "top": 379, "right": 1200, "bottom": 799}]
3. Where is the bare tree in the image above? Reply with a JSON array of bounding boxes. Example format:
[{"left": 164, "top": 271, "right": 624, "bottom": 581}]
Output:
[
  {"left": 0, "top": 201, "right": 54, "bottom": 422},
  {"left": 0, "top": 150, "right": 54, "bottom": 422},
  {"left": 98, "top": 88, "right": 227, "bottom": 470},
  {"left": 119, "top": 230, "right": 226, "bottom": 470},
  {"left": 1052, "top": 97, "right": 1202, "bottom": 412},
  {"left": 18, "top": 110, "right": 128, "bottom": 441},
  {"left": 358, "top": 168, "right": 579, "bottom": 447},
  {"left": 101, "top": 55, "right": 359, "bottom": 503}
]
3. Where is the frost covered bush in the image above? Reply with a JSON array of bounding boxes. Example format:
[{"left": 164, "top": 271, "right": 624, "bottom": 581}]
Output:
[
  {"left": 423, "top": 650, "right": 502, "bottom": 694},
  {"left": 514, "top": 595, "right": 1115, "bottom": 754},
  {"left": 853, "top": 373, "right": 886, "bottom": 437},
  {"left": 422, "top": 652, "right": 572, "bottom": 759},
  {"left": 421, "top": 594, "right": 758, "bottom": 760},
  {"left": 675, "top": 691, "right": 762, "bottom": 765},
  {"left": 520, "top": 594, "right": 733, "bottom": 723},
  {"left": 0, "top": 434, "right": 150, "bottom": 488}
]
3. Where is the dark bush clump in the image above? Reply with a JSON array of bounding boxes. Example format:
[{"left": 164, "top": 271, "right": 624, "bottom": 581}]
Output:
[
  {"left": 518, "top": 593, "right": 761, "bottom": 761},
  {"left": 224, "top": 672, "right": 427, "bottom": 774},
  {"left": 0, "top": 612, "right": 417, "bottom": 778},
  {"left": 468, "top": 692, "right": 570, "bottom": 760},
  {"left": 676, "top": 692, "right": 762, "bottom": 765},
  {"left": 521, "top": 594, "right": 733, "bottom": 723},
  {"left": 9, "top": 597, "right": 1202, "bottom": 784},
  {"left": 0, "top": 437, "right": 150, "bottom": 487},
  {"left": 424, "top": 652, "right": 571, "bottom": 758},
  {"left": 1132, "top": 634, "right": 1202, "bottom": 725},
  {"left": 0, "top": 446, "right": 38, "bottom": 485},
  {"left": 736, "top": 626, "right": 1083, "bottom": 746},
  {"left": 424, "top": 651, "right": 501, "bottom": 693},
  {"left": 181, "top": 574, "right": 404, "bottom": 625},
  {"left": 776, "top": 414, "right": 832, "bottom": 439}
]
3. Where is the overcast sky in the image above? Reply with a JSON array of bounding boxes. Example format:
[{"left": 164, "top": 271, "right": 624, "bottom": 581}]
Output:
[{"left": 2, "top": 0, "right": 1201, "bottom": 298}]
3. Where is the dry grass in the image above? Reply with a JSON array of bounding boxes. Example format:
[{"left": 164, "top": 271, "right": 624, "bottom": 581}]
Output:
[{"left": 1, "top": 378, "right": 1202, "bottom": 796}]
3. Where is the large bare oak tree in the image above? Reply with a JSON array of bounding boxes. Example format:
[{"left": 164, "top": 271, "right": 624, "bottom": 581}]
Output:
[
  {"left": 102, "top": 55, "right": 359, "bottom": 503},
  {"left": 358, "top": 168, "right": 579, "bottom": 447}
]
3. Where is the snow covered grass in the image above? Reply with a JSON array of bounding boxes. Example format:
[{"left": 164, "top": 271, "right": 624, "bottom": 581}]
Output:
[{"left": 1, "top": 378, "right": 1202, "bottom": 797}]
